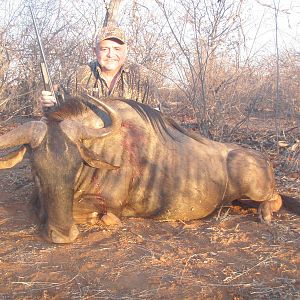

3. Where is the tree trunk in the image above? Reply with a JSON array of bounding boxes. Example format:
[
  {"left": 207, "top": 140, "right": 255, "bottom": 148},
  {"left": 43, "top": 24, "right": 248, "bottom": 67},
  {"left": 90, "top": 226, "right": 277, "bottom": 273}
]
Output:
[{"left": 103, "top": 0, "right": 124, "bottom": 27}]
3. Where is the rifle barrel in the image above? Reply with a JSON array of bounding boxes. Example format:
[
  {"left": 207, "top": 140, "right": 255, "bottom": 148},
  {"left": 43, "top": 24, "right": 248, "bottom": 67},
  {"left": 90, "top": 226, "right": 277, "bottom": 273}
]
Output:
[{"left": 29, "top": 5, "right": 56, "bottom": 99}]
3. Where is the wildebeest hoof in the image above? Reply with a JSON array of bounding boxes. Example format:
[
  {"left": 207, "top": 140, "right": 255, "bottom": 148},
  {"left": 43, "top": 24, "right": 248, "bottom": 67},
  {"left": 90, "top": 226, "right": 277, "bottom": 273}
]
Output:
[
  {"left": 48, "top": 224, "right": 79, "bottom": 244},
  {"left": 258, "top": 210, "right": 272, "bottom": 225},
  {"left": 258, "top": 204, "right": 272, "bottom": 224},
  {"left": 101, "top": 212, "right": 122, "bottom": 226},
  {"left": 87, "top": 212, "right": 99, "bottom": 225}
]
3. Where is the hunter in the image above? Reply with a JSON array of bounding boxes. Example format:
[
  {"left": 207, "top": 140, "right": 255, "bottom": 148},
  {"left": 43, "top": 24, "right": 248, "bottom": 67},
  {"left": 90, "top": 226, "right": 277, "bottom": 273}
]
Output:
[{"left": 41, "top": 25, "right": 161, "bottom": 109}]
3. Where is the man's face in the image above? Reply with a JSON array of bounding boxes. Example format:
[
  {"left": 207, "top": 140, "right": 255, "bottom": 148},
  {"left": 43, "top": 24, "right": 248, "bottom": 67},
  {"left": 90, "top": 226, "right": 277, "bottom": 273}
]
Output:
[{"left": 95, "top": 39, "right": 128, "bottom": 73}]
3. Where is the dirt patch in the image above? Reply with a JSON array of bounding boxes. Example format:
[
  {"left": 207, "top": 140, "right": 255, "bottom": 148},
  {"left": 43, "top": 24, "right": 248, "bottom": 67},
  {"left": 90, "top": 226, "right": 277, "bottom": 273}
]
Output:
[{"left": 0, "top": 123, "right": 299, "bottom": 299}]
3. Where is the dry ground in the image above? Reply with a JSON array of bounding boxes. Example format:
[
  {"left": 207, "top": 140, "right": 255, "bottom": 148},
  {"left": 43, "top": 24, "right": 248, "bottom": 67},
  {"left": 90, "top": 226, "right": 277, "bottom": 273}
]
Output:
[{"left": 0, "top": 118, "right": 299, "bottom": 299}]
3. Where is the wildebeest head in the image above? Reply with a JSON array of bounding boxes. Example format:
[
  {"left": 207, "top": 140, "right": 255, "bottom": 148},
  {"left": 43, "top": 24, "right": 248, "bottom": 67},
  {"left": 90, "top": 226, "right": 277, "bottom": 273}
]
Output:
[{"left": 0, "top": 97, "right": 121, "bottom": 243}]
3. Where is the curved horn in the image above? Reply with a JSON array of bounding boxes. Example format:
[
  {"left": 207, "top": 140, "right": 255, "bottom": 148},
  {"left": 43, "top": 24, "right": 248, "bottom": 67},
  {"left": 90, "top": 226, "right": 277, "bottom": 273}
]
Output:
[
  {"left": 60, "top": 96, "right": 122, "bottom": 142},
  {"left": 0, "top": 121, "right": 47, "bottom": 149},
  {"left": 83, "top": 95, "right": 122, "bottom": 139},
  {"left": 0, "top": 146, "right": 27, "bottom": 169}
]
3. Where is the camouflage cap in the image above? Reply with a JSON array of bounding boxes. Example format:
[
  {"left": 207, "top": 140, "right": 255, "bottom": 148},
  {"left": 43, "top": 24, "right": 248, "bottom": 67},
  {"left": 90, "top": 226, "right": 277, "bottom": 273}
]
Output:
[{"left": 96, "top": 25, "right": 126, "bottom": 45}]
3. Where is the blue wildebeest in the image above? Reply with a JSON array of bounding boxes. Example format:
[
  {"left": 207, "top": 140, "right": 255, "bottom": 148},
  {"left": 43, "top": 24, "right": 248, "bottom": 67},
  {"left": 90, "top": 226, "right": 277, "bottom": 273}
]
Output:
[{"left": 0, "top": 96, "right": 284, "bottom": 243}]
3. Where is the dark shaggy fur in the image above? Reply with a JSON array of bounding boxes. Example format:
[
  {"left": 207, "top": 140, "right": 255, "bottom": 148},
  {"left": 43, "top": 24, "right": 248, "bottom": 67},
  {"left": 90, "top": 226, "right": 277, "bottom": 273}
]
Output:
[{"left": 46, "top": 96, "right": 209, "bottom": 144}]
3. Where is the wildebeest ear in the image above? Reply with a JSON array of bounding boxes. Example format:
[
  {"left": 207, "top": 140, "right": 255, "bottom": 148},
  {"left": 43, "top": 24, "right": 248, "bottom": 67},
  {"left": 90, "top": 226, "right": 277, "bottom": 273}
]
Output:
[
  {"left": 0, "top": 146, "right": 27, "bottom": 169},
  {"left": 77, "top": 143, "right": 119, "bottom": 170}
]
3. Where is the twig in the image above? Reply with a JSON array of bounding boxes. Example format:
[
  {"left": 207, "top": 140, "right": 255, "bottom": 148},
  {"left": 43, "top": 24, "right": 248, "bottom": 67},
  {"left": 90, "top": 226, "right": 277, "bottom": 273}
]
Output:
[
  {"left": 0, "top": 218, "right": 11, "bottom": 225},
  {"left": 0, "top": 105, "right": 32, "bottom": 124},
  {"left": 12, "top": 273, "right": 80, "bottom": 288},
  {"left": 223, "top": 251, "right": 282, "bottom": 283},
  {"left": 216, "top": 205, "right": 231, "bottom": 221},
  {"left": 180, "top": 254, "right": 198, "bottom": 284}
]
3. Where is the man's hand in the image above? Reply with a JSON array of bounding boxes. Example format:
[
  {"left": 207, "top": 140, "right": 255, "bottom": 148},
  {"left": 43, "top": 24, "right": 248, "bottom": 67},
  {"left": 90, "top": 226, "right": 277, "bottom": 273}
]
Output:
[{"left": 40, "top": 90, "right": 57, "bottom": 107}]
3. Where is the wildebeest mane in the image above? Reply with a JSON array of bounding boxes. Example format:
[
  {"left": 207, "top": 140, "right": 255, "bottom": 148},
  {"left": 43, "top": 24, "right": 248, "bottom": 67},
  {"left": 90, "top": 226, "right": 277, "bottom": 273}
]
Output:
[
  {"left": 121, "top": 99, "right": 209, "bottom": 145},
  {"left": 46, "top": 97, "right": 112, "bottom": 126},
  {"left": 46, "top": 96, "right": 208, "bottom": 144},
  {"left": 46, "top": 97, "right": 89, "bottom": 121}
]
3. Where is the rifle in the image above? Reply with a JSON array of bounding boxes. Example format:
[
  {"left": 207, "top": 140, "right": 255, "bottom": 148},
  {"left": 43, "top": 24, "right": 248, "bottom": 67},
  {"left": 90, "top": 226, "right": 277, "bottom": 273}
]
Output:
[{"left": 29, "top": 5, "right": 58, "bottom": 111}]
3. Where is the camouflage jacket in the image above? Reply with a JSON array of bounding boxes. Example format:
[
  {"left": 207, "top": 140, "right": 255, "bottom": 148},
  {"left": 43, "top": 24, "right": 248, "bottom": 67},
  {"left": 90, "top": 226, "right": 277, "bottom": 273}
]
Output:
[{"left": 64, "top": 60, "right": 160, "bottom": 108}]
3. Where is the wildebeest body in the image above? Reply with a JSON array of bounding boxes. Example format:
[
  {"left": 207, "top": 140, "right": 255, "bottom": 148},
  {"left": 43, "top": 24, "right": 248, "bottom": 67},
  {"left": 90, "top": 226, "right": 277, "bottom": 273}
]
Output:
[
  {"left": 0, "top": 97, "right": 283, "bottom": 243},
  {"left": 73, "top": 102, "right": 230, "bottom": 220}
]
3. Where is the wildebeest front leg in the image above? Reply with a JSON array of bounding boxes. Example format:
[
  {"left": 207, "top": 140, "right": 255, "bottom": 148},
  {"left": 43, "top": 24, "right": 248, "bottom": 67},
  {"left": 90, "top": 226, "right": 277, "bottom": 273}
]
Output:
[
  {"left": 73, "top": 194, "right": 107, "bottom": 224},
  {"left": 73, "top": 194, "right": 121, "bottom": 226},
  {"left": 258, "top": 193, "right": 282, "bottom": 224},
  {"left": 100, "top": 212, "right": 122, "bottom": 225}
]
